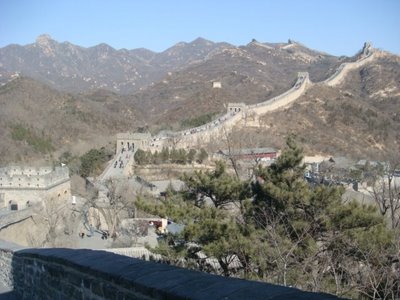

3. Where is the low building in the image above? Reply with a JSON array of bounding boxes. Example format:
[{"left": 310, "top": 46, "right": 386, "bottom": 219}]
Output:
[
  {"left": 212, "top": 81, "right": 222, "bottom": 88},
  {"left": 0, "top": 165, "right": 71, "bottom": 210}
]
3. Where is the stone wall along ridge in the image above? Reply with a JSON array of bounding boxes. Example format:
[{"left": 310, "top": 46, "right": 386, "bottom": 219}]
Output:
[
  {"left": 172, "top": 45, "right": 375, "bottom": 142},
  {"left": 323, "top": 46, "right": 376, "bottom": 87},
  {"left": 118, "top": 43, "right": 376, "bottom": 152}
]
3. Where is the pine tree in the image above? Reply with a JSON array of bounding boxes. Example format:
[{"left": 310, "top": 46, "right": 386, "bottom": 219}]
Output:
[
  {"left": 134, "top": 149, "right": 148, "bottom": 165},
  {"left": 160, "top": 147, "right": 170, "bottom": 163},
  {"left": 182, "top": 160, "right": 251, "bottom": 208},
  {"left": 136, "top": 137, "right": 398, "bottom": 298},
  {"left": 187, "top": 149, "right": 197, "bottom": 164},
  {"left": 196, "top": 148, "right": 208, "bottom": 164}
]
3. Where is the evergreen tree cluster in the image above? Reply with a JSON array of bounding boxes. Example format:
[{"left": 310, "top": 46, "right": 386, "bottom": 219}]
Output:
[
  {"left": 180, "top": 112, "right": 216, "bottom": 129},
  {"left": 10, "top": 123, "right": 53, "bottom": 153},
  {"left": 137, "top": 138, "right": 400, "bottom": 299},
  {"left": 79, "top": 147, "right": 111, "bottom": 177},
  {"left": 134, "top": 147, "right": 208, "bottom": 165}
]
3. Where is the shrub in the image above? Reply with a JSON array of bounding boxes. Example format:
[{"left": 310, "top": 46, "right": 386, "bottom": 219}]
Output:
[
  {"left": 79, "top": 147, "right": 111, "bottom": 177},
  {"left": 180, "top": 113, "right": 216, "bottom": 129},
  {"left": 10, "top": 124, "right": 53, "bottom": 153}
]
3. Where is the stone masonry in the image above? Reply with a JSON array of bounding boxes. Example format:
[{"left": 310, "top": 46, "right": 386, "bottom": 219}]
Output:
[
  {"left": 0, "top": 166, "right": 71, "bottom": 210},
  {"left": 0, "top": 244, "right": 343, "bottom": 300}
]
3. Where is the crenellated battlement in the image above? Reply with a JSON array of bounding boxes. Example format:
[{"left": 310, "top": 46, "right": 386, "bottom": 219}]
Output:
[
  {"left": 0, "top": 166, "right": 71, "bottom": 210},
  {"left": 0, "top": 166, "right": 69, "bottom": 190}
]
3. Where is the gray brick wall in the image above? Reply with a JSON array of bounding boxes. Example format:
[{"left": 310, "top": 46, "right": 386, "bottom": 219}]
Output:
[{"left": 1, "top": 244, "right": 343, "bottom": 299}]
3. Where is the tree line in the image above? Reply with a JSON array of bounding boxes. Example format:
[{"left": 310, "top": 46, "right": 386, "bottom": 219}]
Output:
[
  {"left": 58, "top": 147, "right": 113, "bottom": 178},
  {"left": 137, "top": 138, "right": 400, "bottom": 299},
  {"left": 134, "top": 147, "right": 208, "bottom": 165},
  {"left": 57, "top": 146, "right": 209, "bottom": 177}
]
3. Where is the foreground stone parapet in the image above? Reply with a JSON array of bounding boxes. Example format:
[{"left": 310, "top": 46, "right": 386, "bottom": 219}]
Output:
[
  {"left": 4, "top": 247, "right": 343, "bottom": 299},
  {"left": 0, "top": 239, "right": 24, "bottom": 289}
]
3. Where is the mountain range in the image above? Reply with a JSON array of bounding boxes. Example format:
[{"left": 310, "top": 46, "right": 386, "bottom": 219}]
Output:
[
  {"left": 0, "top": 34, "right": 232, "bottom": 94},
  {"left": 0, "top": 35, "right": 399, "bottom": 163}
]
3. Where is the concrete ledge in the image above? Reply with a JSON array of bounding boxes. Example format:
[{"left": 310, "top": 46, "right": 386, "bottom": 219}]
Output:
[{"left": 11, "top": 248, "right": 343, "bottom": 299}]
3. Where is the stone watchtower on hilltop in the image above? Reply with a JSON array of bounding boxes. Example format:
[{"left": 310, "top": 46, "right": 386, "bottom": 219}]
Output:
[
  {"left": 0, "top": 165, "right": 71, "bottom": 211},
  {"left": 116, "top": 132, "right": 151, "bottom": 154},
  {"left": 227, "top": 102, "right": 246, "bottom": 114},
  {"left": 360, "top": 42, "right": 373, "bottom": 58}
]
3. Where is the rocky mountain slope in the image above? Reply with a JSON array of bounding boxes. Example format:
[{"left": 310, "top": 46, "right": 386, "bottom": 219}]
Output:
[
  {"left": 0, "top": 35, "right": 230, "bottom": 94},
  {"left": 254, "top": 53, "right": 400, "bottom": 158},
  {"left": 0, "top": 77, "right": 142, "bottom": 164},
  {"left": 0, "top": 36, "right": 341, "bottom": 97},
  {"left": 0, "top": 36, "right": 399, "bottom": 162},
  {"left": 129, "top": 39, "right": 341, "bottom": 124}
]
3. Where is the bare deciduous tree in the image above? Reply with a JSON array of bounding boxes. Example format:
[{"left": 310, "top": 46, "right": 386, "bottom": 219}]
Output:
[
  {"left": 250, "top": 206, "right": 313, "bottom": 287},
  {"left": 32, "top": 196, "right": 70, "bottom": 246},
  {"left": 371, "top": 157, "right": 400, "bottom": 229},
  {"left": 86, "top": 178, "right": 136, "bottom": 239}
]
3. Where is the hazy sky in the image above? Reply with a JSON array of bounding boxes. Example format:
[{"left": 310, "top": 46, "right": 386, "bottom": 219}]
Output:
[{"left": 0, "top": 0, "right": 399, "bottom": 56}]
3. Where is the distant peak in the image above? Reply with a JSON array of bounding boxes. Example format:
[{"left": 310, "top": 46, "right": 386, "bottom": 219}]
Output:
[
  {"left": 191, "top": 37, "right": 213, "bottom": 45},
  {"left": 174, "top": 41, "right": 187, "bottom": 47},
  {"left": 36, "top": 34, "right": 54, "bottom": 44},
  {"left": 35, "top": 34, "right": 56, "bottom": 55},
  {"left": 96, "top": 43, "right": 114, "bottom": 49}
]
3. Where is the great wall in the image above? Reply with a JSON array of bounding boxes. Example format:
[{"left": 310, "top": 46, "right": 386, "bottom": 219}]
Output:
[
  {"left": 0, "top": 43, "right": 382, "bottom": 299},
  {"left": 323, "top": 42, "right": 375, "bottom": 86},
  {"left": 103, "top": 42, "right": 378, "bottom": 180}
]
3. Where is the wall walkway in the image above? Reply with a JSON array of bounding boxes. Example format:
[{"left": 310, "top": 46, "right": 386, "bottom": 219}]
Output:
[
  {"left": 323, "top": 52, "right": 375, "bottom": 86},
  {"left": 147, "top": 44, "right": 377, "bottom": 150},
  {"left": 0, "top": 242, "right": 343, "bottom": 299}
]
